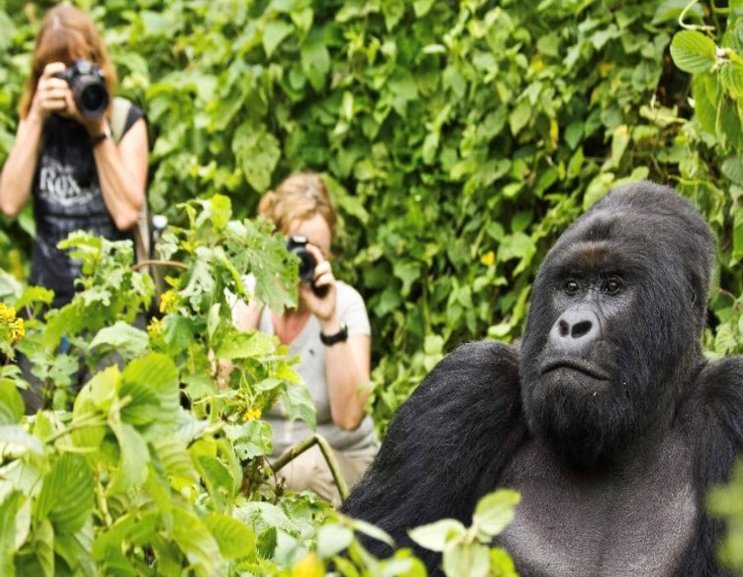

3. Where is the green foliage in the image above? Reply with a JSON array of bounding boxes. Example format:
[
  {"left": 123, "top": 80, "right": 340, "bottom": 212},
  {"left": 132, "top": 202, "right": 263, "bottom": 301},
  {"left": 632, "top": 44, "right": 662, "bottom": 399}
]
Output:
[{"left": 1, "top": 0, "right": 740, "bottom": 428}]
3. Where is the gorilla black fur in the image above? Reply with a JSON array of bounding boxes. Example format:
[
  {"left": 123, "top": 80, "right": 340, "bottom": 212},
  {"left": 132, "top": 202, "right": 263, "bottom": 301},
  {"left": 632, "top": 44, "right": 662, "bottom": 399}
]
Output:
[{"left": 343, "top": 182, "right": 743, "bottom": 576}]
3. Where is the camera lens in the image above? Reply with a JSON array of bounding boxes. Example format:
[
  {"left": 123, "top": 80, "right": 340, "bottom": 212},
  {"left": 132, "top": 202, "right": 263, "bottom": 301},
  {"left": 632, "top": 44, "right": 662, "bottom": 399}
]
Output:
[
  {"left": 76, "top": 82, "right": 109, "bottom": 118},
  {"left": 296, "top": 250, "right": 316, "bottom": 284}
]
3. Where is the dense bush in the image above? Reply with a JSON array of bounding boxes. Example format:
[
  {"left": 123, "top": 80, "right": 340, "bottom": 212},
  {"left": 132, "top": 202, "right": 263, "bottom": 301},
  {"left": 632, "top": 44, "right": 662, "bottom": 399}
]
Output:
[{"left": 0, "top": 0, "right": 742, "bottom": 574}]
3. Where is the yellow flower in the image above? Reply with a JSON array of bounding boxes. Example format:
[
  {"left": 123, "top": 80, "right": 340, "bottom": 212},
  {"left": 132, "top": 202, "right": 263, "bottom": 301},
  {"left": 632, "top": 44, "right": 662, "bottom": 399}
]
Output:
[
  {"left": 291, "top": 553, "right": 324, "bottom": 577},
  {"left": 159, "top": 289, "right": 178, "bottom": 314},
  {"left": 10, "top": 318, "right": 25, "bottom": 342},
  {"left": 480, "top": 251, "right": 495, "bottom": 267},
  {"left": 0, "top": 304, "right": 24, "bottom": 344},
  {"left": 244, "top": 407, "right": 262, "bottom": 421},
  {"left": 147, "top": 317, "right": 164, "bottom": 337},
  {"left": 0, "top": 303, "right": 16, "bottom": 325}
]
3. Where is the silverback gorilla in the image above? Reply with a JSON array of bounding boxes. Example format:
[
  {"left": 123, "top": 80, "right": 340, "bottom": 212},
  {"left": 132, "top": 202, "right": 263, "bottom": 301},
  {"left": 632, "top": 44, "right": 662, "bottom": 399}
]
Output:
[{"left": 343, "top": 182, "right": 743, "bottom": 576}]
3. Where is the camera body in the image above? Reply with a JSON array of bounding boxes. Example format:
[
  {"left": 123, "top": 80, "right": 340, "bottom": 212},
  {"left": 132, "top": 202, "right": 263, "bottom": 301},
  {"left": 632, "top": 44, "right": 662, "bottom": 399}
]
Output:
[
  {"left": 286, "top": 235, "right": 317, "bottom": 285},
  {"left": 56, "top": 59, "right": 109, "bottom": 119},
  {"left": 286, "top": 235, "right": 328, "bottom": 297}
]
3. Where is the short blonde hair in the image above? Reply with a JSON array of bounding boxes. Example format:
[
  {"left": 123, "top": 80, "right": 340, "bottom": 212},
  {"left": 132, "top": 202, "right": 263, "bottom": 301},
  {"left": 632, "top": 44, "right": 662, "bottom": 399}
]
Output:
[
  {"left": 19, "top": 4, "right": 117, "bottom": 119},
  {"left": 259, "top": 172, "right": 337, "bottom": 239}
]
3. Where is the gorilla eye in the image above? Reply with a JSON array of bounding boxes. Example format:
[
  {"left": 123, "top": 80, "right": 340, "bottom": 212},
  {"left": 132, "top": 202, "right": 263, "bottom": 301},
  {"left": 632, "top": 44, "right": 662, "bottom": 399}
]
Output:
[
  {"left": 563, "top": 280, "right": 580, "bottom": 295},
  {"left": 602, "top": 277, "right": 622, "bottom": 294}
]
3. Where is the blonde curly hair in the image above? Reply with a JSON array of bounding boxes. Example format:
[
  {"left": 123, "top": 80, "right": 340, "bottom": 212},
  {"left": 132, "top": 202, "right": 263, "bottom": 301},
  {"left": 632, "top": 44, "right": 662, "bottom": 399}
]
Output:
[{"left": 259, "top": 172, "right": 337, "bottom": 240}]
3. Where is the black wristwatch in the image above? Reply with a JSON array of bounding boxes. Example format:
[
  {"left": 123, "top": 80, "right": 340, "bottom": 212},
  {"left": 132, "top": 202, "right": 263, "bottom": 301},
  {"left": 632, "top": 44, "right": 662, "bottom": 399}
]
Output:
[{"left": 320, "top": 324, "right": 348, "bottom": 346}]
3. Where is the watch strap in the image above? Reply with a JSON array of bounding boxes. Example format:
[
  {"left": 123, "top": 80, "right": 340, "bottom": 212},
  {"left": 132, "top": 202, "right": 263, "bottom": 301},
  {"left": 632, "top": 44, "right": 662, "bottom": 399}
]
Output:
[
  {"left": 90, "top": 123, "right": 112, "bottom": 147},
  {"left": 320, "top": 324, "right": 348, "bottom": 346}
]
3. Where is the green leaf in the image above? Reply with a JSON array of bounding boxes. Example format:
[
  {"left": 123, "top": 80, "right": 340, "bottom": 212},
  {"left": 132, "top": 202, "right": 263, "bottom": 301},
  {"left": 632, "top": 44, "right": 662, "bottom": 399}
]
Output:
[
  {"left": 0, "top": 492, "right": 21, "bottom": 577},
  {"left": 172, "top": 508, "right": 222, "bottom": 577},
  {"left": 109, "top": 423, "right": 150, "bottom": 494},
  {"left": 721, "top": 156, "right": 743, "bottom": 186},
  {"left": 263, "top": 20, "right": 294, "bottom": 58},
  {"left": 413, "top": 0, "right": 435, "bottom": 17},
  {"left": 152, "top": 436, "right": 198, "bottom": 483},
  {"left": 300, "top": 29, "right": 330, "bottom": 91},
  {"left": 509, "top": 101, "right": 531, "bottom": 136},
  {"left": 218, "top": 331, "right": 275, "bottom": 360},
  {"left": 35, "top": 454, "right": 94, "bottom": 535},
  {"left": 279, "top": 380, "right": 316, "bottom": 427},
  {"left": 204, "top": 513, "right": 255, "bottom": 560},
  {"left": 408, "top": 519, "right": 466, "bottom": 552},
  {"left": 670, "top": 31, "right": 716, "bottom": 74},
  {"left": 472, "top": 489, "right": 520, "bottom": 537},
  {"left": 232, "top": 121, "right": 281, "bottom": 192},
  {"left": 224, "top": 421, "right": 273, "bottom": 460},
  {"left": 443, "top": 541, "right": 490, "bottom": 577},
  {"left": 120, "top": 353, "right": 179, "bottom": 432},
  {"left": 317, "top": 524, "right": 354, "bottom": 558},
  {"left": 90, "top": 321, "right": 148, "bottom": 359},
  {"left": 0, "top": 382, "right": 23, "bottom": 426},
  {"left": 733, "top": 208, "right": 743, "bottom": 264},
  {"left": 0, "top": 425, "right": 44, "bottom": 459}
]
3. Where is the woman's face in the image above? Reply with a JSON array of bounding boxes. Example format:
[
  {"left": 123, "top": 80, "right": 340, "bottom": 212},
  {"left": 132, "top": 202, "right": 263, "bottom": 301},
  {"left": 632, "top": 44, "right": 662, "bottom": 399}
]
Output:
[{"left": 287, "top": 213, "right": 332, "bottom": 258}]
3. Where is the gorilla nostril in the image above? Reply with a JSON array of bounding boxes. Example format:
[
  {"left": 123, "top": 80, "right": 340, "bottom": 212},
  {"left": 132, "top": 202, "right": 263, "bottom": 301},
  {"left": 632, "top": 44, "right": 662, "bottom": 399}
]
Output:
[
  {"left": 559, "top": 320, "right": 569, "bottom": 337},
  {"left": 571, "top": 320, "right": 593, "bottom": 339}
]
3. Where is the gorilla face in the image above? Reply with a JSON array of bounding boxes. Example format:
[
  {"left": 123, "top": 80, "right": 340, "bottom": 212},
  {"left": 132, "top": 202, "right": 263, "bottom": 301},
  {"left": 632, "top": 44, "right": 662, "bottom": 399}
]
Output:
[{"left": 519, "top": 183, "right": 714, "bottom": 468}]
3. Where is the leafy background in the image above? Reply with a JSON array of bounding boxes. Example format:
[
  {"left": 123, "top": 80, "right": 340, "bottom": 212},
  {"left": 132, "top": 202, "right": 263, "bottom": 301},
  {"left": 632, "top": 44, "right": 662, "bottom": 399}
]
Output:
[{"left": 0, "top": 0, "right": 742, "bottom": 574}]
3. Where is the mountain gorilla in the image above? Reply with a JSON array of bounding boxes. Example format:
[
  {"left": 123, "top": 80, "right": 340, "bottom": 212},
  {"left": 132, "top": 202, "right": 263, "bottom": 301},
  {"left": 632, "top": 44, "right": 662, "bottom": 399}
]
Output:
[{"left": 343, "top": 182, "right": 743, "bottom": 576}]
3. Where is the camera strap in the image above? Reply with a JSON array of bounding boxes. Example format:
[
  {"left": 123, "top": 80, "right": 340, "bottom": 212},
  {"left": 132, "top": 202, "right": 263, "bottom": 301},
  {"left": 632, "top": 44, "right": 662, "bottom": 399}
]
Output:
[
  {"left": 110, "top": 97, "right": 152, "bottom": 268},
  {"left": 109, "top": 96, "right": 131, "bottom": 143}
]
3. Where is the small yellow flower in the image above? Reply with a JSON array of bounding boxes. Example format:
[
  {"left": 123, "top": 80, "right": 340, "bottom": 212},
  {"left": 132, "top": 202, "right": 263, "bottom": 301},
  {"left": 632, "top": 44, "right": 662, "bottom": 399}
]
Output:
[
  {"left": 480, "top": 251, "right": 495, "bottom": 267},
  {"left": 0, "top": 303, "right": 16, "bottom": 324},
  {"left": 10, "top": 318, "right": 25, "bottom": 342},
  {"left": 244, "top": 407, "right": 262, "bottom": 421},
  {"left": 0, "top": 304, "right": 24, "bottom": 344},
  {"left": 291, "top": 553, "right": 324, "bottom": 577},
  {"left": 159, "top": 289, "right": 178, "bottom": 314},
  {"left": 147, "top": 317, "right": 164, "bottom": 337}
]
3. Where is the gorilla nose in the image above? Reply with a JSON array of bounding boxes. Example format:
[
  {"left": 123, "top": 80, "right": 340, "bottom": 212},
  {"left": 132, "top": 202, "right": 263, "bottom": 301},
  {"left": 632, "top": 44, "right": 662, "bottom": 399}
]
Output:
[{"left": 549, "top": 307, "right": 601, "bottom": 354}]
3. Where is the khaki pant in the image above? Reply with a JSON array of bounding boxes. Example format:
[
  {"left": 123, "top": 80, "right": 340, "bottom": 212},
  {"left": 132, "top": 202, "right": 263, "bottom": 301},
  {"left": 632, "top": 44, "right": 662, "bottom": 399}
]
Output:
[{"left": 276, "top": 445, "right": 374, "bottom": 507}]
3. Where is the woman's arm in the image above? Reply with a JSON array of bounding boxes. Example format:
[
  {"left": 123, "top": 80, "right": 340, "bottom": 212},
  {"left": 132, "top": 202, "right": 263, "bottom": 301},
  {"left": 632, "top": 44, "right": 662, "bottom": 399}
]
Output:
[
  {"left": 303, "top": 245, "right": 372, "bottom": 431},
  {"left": 0, "top": 62, "right": 68, "bottom": 216},
  {"left": 89, "top": 116, "right": 148, "bottom": 231},
  {"left": 321, "top": 317, "right": 372, "bottom": 431}
]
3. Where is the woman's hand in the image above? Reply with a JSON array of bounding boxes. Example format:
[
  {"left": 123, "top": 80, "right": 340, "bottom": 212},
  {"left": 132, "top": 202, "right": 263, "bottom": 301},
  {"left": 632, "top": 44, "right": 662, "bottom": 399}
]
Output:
[
  {"left": 299, "top": 243, "right": 337, "bottom": 323},
  {"left": 30, "top": 62, "right": 70, "bottom": 121}
]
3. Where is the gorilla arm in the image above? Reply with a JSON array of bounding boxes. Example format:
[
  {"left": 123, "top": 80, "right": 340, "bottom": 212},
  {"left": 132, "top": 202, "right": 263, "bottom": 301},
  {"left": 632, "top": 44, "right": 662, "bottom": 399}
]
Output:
[
  {"left": 678, "top": 356, "right": 743, "bottom": 577},
  {"left": 342, "top": 340, "right": 527, "bottom": 567}
]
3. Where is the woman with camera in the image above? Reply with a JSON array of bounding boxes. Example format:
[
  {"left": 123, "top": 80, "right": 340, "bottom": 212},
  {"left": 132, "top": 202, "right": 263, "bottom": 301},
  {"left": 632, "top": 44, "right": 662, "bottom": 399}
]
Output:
[
  {"left": 231, "top": 172, "right": 377, "bottom": 506},
  {"left": 0, "top": 4, "right": 148, "bottom": 308}
]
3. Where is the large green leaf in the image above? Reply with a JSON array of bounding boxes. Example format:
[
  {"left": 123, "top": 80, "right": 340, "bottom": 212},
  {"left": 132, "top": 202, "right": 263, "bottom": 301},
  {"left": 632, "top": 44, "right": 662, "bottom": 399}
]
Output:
[
  {"left": 204, "top": 513, "right": 256, "bottom": 560},
  {"left": 89, "top": 322, "right": 148, "bottom": 359},
  {"left": 171, "top": 508, "right": 222, "bottom": 577},
  {"left": 35, "top": 453, "right": 94, "bottom": 535},
  {"left": 119, "top": 353, "right": 179, "bottom": 433},
  {"left": 0, "top": 382, "right": 23, "bottom": 426},
  {"left": 670, "top": 30, "right": 716, "bottom": 74}
]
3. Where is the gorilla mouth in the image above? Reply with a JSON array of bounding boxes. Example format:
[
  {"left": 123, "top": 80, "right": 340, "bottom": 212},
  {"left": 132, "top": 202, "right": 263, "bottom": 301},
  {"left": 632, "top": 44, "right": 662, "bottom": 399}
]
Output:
[{"left": 541, "top": 358, "right": 610, "bottom": 381}]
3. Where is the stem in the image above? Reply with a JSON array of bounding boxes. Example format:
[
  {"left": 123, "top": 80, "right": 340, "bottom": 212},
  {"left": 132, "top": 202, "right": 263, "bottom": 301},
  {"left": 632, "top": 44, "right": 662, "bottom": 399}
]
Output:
[
  {"left": 44, "top": 415, "right": 107, "bottom": 444},
  {"left": 132, "top": 259, "right": 187, "bottom": 272},
  {"left": 272, "top": 434, "right": 349, "bottom": 501},
  {"left": 678, "top": 0, "right": 715, "bottom": 32}
]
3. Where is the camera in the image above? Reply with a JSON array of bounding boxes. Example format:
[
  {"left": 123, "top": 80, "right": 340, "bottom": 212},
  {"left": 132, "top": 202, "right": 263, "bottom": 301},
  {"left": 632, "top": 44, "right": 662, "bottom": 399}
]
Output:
[
  {"left": 286, "top": 235, "right": 328, "bottom": 297},
  {"left": 55, "top": 59, "right": 109, "bottom": 119}
]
